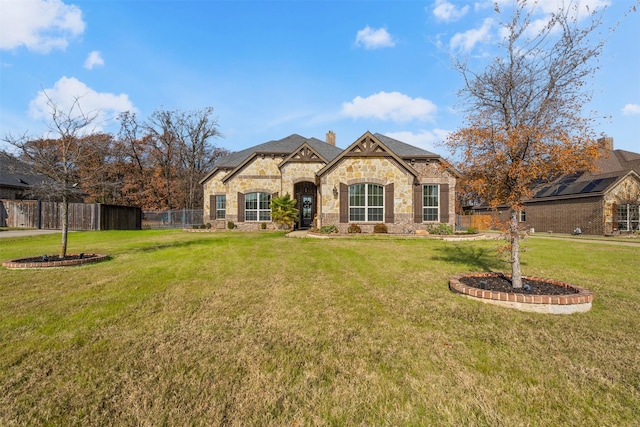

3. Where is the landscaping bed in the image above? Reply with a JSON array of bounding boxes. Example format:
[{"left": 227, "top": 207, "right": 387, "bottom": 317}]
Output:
[
  {"left": 450, "top": 272, "right": 593, "bottom": 314},
  {"left": 2, "top": 253, "right": 108, "bottom": 269}
]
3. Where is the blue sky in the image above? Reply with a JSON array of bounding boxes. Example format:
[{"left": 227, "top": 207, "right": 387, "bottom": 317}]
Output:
[{"left": 1, "top": 0, "right": 639, "bottom": 155}]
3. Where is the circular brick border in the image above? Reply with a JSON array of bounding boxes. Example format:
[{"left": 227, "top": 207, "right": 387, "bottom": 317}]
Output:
[
  {"left": 449, "top": 272, "right": 593, "bottom": 314},
  {"left": 2, "top": 254, "right": 109, "bottom": 269}
]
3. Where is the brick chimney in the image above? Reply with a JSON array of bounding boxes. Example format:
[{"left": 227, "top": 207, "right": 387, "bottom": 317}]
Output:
[
  {"left": 326, "top": 130, "right": 336, "bottom": 146},
  {"left": 597, "top": 136, "right": 614, "bottom": 151}
]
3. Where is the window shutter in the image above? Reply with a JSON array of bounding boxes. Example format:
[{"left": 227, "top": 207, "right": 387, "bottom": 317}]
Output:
[
  {"left": 339, "top": 183, "right": 348, "bottom": 223},
  {"left": 413, "top": 184, "right": 422, "bottom": 223},
  {"left": 210, "top": 195, "right": 216, "bottom": 220},
  {"left": 612, "top": 203, "right": 619, "bottom": 229},
  {"left": 237, "top": 192, "right": 245, "bottom": 222},
  {"left": 440, "top": 184, "right": 450, "bottom": 223},
  {"left": 385, "top": 183, "right": 394, "bottom": 223}
]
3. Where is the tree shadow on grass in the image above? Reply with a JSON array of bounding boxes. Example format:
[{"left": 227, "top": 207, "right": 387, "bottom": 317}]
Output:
[
  {"left": 432, "top": 245, "right": 507, "bottom": 272},
  {"left": 136, "top": 237, "right": 222, "bottom": 253}
]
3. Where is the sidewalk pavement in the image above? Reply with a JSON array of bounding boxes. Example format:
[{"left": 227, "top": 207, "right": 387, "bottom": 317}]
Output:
[{"left": 0, "top": 230, "right": 61, "bottom": 239}]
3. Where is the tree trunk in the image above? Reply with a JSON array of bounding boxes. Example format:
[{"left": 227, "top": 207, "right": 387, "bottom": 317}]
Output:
[
  {"left": 60, "top": 194, "right": 69, "bottom": 258},
  {"left": 510, "top": 209, "right": 522, "bottom": 288}
]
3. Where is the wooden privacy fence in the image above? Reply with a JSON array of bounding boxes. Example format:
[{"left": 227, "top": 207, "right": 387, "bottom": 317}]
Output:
[
  {"left": 0, "top": 200, "right": 141, "bottom": 230},
  {"left": 456, "top": 214, "right": 496, "bottom": 230}
]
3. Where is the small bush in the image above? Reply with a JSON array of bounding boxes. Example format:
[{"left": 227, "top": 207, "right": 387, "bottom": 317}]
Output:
[
  {"left": 426, "top": 223, "right": 454, "bottom": 235},
  {"left": 373, "top": 223, "right": 388, "bottom": 233},
  {"left": 205, "top": 223, "right": 212, "bottom": 229},
  {"left": 347, "top": 224, "right": 362, "bottom": 233},
  {"left": 227, "top": 221, "right": 236, "bottom": 230},
  {"left": 466, "top": 226, "right": 477, "bottom": 234},
  {"left": 319, "top": 225, "right": 339, "bottom": 234},
  {"left": 261, "top": 222, "right": 267, "bottom": 230},
  {"left": 200, "top": 224, "right": 208, "bottom": 229},
  {"left": 192, "top": 225, "right": 200, "bottom": 229}
]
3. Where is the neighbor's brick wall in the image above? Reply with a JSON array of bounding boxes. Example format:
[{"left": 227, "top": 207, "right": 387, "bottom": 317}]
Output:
[
  {"left": 526, "top": 196, "right": 604, "bottom": 235},
  {"left": 0, "top": 187, "right": 19, "bottom": 199}
]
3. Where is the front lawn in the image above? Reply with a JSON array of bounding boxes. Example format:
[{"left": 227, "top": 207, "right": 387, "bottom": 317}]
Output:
[{"left": 0, "top": 230, "right": 638, "bottom": 426}]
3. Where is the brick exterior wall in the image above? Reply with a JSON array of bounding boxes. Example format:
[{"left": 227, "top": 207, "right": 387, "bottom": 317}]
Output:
[{"left": 524, "top": 196, "right": 604, "bottom": 235}]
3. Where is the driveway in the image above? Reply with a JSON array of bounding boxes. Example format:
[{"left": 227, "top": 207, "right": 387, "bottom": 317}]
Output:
[{"left": 0, "top": 229, "right": 61, "bottom": 239}]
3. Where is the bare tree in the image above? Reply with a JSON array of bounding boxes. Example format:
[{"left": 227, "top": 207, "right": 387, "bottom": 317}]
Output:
[
  {"left": 3, "top": 94, "right": 98, "bottom": 258},
  {"left": 144, "top": 107, "right": 222, "bottom": 210},
  {"left": 445, "top": 0, "right": 631, "bottom": 288}
]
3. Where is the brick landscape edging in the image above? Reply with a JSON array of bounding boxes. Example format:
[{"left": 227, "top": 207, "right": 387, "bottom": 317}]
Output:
[
  {"left": 449, "top": 272, "right": 593, "bottom": 314},
  {"left": 2, "top": 254, "right": 109, "bottom": 269}
]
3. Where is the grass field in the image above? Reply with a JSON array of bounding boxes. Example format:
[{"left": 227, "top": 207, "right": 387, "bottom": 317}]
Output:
[{"left": 1, "top": 230, "right": 639, "bottom": 426}]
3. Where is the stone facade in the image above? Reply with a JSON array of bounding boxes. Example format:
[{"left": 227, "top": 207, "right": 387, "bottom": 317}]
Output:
[{"left": 201, "top": 132, "right": 458, "bottom": 232}]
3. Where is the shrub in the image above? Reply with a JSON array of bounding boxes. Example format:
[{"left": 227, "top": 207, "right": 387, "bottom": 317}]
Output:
[
  {"left": 426, "top": 223, "right": 454, "bottom": 235},
  {"left": 205, "top": 222, "right": 212, "bottom": 229},
  {"left": 192, "top": 225, "right": 200, "bottom": 229},
  {"left": 373, "top": 223, "right": 388, "bottom": 233},
  {"left": 227, "top": 221, "right": 236, "bottom": 230},
  {"left": 200, "top": 224, "right": 207, "bottom": 229},
  {"left": 347, "top": 223, "right": 362, "bottom": 233},
  {"left": 270, "top": 194, "right": 299, "bottom": 230},
  {"left": 319, "top": 225, "right": 339, "bottom": 234},
  {"left": 261, "top": 222, "right": 267, "bottom": 230},
  {"left": 466, "top": 226, "right": 477, "bottom": 234}
]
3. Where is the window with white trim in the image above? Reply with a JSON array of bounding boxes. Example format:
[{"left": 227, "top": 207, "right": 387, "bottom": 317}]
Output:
[
  {"left": 519, "top": 210, "right": 526, "bottom": 222},
  {"left": 349, "top": 183, "right": 383, "bottom": 222},
  {"left": 245, "top": 192, "right": 271, "bottom": 221},
  {"left": 618, "top": 204, "right": 639, "bottom": 231},
  {"left": 215, "top": 195, "right": 226, "bottom": 219},
  {"left": 423, "top": 184, "right": 439, "bottom": 221}
]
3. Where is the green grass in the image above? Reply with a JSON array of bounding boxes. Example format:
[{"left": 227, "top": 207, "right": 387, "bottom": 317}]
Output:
[{"left": 1, "top": 230, "right": 639, "bottom": 426}]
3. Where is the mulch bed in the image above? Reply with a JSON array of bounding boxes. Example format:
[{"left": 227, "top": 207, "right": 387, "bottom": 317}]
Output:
[
  {"left": 459, "top": 274, "right": 578, "bottom": 295},
  {"left": 3, "top": 253, "right": 108, "bottom": 269},
  {"left": 13, "top": 254, "right": 98, "bottom": 263}
]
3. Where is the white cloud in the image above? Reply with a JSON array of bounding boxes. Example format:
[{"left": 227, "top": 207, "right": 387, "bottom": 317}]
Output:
[
  {"left": 341, "top": 91, "right": 437, "bottom": 122},
  {"left": 384, "top": 129, "right": 451, "bottom": 152},
  {"left": 355, "top": 26, "right": 395, "bottom": 50},
  {"left": 83, "top": 51, "right": 104, "bottom": 69},
  {"left": 450, "top": 18, "right": 493, "bottom": 52},
  {"left": 0, "top": 0, "right": 85, "bottom": 53},
  {"left": 29, "top": 77, "right": 135, "bottom": 131},
  {"left": 432, "top": 0, "right": 470, "bottom": 22},
  {"left": 622, "top": 104, "right": 640, "bottom": 115}
]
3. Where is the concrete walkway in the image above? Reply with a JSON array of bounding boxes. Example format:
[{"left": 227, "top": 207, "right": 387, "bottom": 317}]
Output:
[
  {"left": 0, "top": 229, "right": 61, "bottom": 239},
  {"left": 286, "top": 230, "right": 309, "bottom": 238}
]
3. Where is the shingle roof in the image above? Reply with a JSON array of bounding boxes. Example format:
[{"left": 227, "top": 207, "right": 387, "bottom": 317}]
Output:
[
  {"left": 373, "top": 133, "right": 439, "bottom": 158},
  {"left": 0, "top": 153, "right": 53, "bottom": 189},
  {"left": 532, "top": 148, "right": 640, "bottom": 199},
  {"left": 213, "top": 134, "right": 343, "bottom": 169}
]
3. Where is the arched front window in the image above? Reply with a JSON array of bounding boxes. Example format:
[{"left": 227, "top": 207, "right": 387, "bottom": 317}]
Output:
[
  {"left": 349, "top": 183, "right": 383, "bottom": 222},
  {"left": 245, "top": 192, "right": 271, "bottom": 221}
]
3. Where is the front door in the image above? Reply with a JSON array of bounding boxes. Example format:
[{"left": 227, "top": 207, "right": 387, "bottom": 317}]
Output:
[{"left": 301, "top": 195, "right": 314, "bottom": 229}]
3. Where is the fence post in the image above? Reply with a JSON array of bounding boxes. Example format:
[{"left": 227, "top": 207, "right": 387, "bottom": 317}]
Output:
[{"left": 37, "top": 199, "right": 42, "bottom": 229}]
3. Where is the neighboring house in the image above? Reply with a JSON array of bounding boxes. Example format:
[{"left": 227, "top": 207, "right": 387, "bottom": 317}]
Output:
[
  {"left": 0, "top": 152, "right": 52, "bottom": 200},
  {"left": 472, "top": 137, "right": 640, "bottom": 235},
  {"left": 200, "top": 131, "right": 458, "bottom": 232}
]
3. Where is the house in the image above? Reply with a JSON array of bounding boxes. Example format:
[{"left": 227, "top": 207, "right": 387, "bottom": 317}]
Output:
[
  {"left": 472, "top": 137, "right": 640, "bottom": 235},
  {"left": 0, "top": 152, "right": 53, "bottom": 200},
  {"left": 200, "top": 131, "right": 458, "bottom": 233}
]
